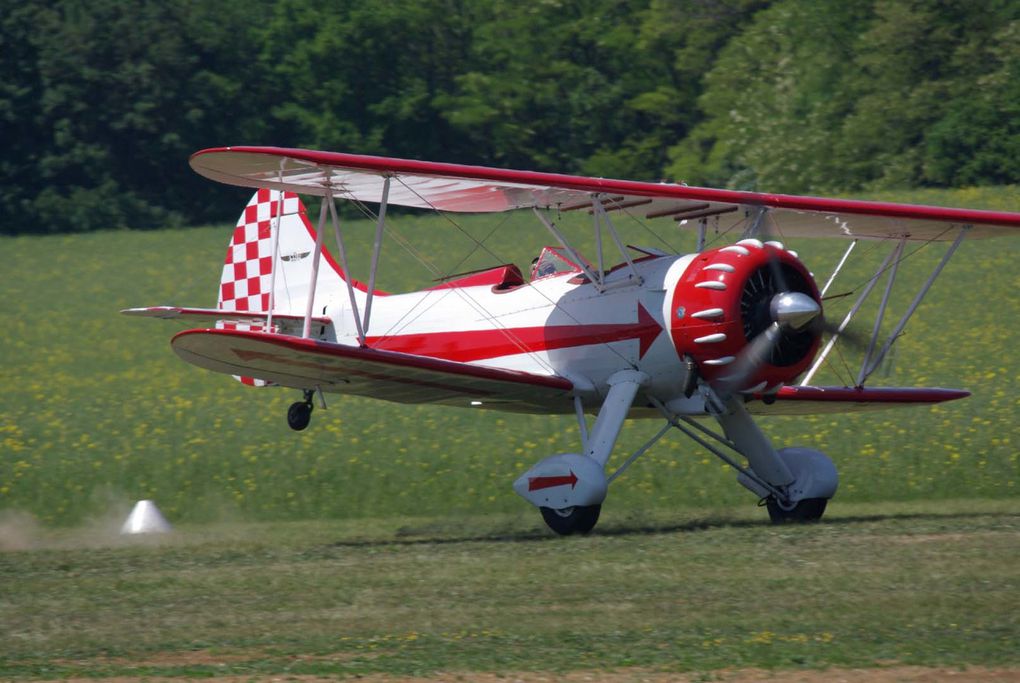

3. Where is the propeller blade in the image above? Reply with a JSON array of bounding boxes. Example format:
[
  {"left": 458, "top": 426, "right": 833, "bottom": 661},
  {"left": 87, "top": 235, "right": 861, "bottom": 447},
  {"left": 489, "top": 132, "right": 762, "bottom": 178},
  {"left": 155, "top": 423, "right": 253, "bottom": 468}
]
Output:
[
  {"left": 755, "top": 213, "right": 790, "bottom": 294},
  {"left": 712, "top": 291, "right": 823, "bottom": 400},
  {"left": 813, "top": 315, "right": 868, "bottom": 351},
  {"left": 713, "top": 321, "right": 783, "bottom": 399}
]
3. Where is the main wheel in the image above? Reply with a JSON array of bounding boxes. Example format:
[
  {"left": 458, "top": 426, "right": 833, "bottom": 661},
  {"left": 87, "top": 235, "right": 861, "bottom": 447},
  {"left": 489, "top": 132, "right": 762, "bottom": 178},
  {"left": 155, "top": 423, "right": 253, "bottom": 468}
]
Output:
[
  {"left": 287, "top": 401, "right": 313, "bottom": 431},
  {"left": 540, "top": 505, "right": 601, "bottom": 536},
  {"left": 766, "top": 496, "right": 827, "bottom": 524}
]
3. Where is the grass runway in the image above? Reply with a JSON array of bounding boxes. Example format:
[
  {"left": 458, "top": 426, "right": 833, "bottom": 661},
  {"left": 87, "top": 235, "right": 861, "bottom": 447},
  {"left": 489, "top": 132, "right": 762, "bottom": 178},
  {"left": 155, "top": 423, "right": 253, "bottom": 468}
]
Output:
[
  {"left": 2, "top": 500, "right": 1018, "bottom": 679},
  {"left": 1, "top": 186, "right": 1019, "bottom": 679}
]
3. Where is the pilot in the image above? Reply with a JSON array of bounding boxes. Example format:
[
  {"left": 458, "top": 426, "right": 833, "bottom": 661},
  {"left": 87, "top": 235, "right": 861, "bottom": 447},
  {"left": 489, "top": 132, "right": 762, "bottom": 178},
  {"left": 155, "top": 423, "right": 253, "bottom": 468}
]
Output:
[{"left": 532, "top": 256, "right": 556, "bottom": 278}]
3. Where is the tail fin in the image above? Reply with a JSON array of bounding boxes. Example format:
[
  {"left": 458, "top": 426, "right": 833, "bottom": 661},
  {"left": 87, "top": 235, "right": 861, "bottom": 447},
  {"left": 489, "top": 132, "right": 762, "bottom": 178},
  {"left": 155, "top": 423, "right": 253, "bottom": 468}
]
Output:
[
  {"left": 217, "top": 189, "right": 290, "bottom": 313},
  {"left": 218, "top": 188, "right": 352, "bottom": 316},
  {"left": 216, "top": 188, "right": 348, "bottom": 387}
]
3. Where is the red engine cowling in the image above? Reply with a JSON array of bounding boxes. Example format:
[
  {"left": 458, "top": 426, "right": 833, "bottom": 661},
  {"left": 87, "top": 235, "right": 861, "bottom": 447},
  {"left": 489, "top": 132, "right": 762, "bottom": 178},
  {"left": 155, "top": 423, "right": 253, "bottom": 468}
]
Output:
[{"left": 669, "top": 239, "right": 822, "bottom": 393}]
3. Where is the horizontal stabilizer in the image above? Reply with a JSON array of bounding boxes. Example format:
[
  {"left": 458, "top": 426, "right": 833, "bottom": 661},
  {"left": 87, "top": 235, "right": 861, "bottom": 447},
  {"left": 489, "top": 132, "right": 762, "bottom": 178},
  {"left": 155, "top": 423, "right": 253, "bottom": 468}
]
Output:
[
  {"left": 171, "top": 328, "right": 574, "bottom": 413},
  {"left": 747, "top": 385, "right": 970, "bottom": 416},
  {"left": 121, "top": 306, "right": 332, "bottom": 325},
  {"left": 122, "top": 306, "right": 332, "bottom": 337}
]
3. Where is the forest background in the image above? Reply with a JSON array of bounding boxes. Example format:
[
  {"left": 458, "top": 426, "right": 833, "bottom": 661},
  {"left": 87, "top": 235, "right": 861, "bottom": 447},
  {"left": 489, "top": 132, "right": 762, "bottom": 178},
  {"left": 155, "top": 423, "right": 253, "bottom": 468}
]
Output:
[{"left": 2, "top": 0, "right": 1018, "bottom": 236}]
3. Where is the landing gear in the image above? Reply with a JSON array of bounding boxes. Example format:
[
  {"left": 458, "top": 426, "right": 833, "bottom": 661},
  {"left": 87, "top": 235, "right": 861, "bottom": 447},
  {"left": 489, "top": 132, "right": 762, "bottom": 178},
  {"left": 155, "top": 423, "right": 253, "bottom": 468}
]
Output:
[
  {"left": 514, "top": 371, "right": 650, "bottom": 537},
  {"left": 766, "top": 496, "right": 827, "bottom": 523},
  {"left": 709, "top": 398, "right": 838, "bottom": 525},
  {"left": 287, "top": 390, "right": 315, "bottom": 431},
  {"left": 541, "top": 505, "right": 601, "bottom": 536}
]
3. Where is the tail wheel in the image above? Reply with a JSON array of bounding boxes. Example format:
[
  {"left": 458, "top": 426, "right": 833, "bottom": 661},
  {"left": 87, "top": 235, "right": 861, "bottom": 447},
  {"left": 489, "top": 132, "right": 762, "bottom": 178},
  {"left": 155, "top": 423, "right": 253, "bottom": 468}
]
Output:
[
  {"left": 287, "top": 400, "right": 313, "bottom": 431},
  {"left": 766, "top": 497, "right": 827, "bottom": 524},
  {"left": 540, "top": 505, "right": 601, "bottom": 536}
]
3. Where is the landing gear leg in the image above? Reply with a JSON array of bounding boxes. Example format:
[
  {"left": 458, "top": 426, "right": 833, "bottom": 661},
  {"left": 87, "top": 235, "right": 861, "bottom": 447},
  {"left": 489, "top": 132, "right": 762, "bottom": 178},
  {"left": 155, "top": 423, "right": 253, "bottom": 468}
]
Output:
[
  {"left": 516, "top": 370, "right": 648, "bottom": 536},
  {"left": 711, "top": 396, "right": 837, "bottom": 524},
  {"left": 287, "top": 390, "right": 315, "bottom": 431}
]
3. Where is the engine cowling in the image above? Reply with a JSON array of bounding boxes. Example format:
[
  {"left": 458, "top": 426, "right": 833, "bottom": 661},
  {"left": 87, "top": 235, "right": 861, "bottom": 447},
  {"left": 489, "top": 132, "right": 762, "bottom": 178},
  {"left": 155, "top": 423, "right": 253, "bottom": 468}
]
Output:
[{"left": 669, "top": 239, "right": 822, "bottom": 393}]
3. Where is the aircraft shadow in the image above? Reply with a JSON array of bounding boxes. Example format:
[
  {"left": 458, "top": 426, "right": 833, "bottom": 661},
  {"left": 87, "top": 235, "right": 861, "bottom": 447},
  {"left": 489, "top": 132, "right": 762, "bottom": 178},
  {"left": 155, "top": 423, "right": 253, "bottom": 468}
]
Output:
[{"left": 328, "top": 510, "right": 1012, "bottom": 548}]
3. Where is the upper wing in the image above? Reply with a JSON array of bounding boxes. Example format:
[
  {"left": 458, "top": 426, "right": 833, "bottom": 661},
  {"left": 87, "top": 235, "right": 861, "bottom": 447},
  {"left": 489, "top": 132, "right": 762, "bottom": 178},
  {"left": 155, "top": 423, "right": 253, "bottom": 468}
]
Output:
[
  {"left": 171, "top": 328, "right": 575, "bottom": 413},
  {"left": 190, "top": 146, "right": 1020, "bottom": 241}
]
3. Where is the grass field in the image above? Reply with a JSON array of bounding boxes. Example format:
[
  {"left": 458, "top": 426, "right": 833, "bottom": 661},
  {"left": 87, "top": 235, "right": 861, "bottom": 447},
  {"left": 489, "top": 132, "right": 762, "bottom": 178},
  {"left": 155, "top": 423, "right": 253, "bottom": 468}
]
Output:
[
  {"left": 1, "top": 185, "right": 1019, "bottom": 680},
  {"left": 2, "top": 500, "right": 1018, "bottom": 679},
  {"left": 1, "top": 185, "right": 1018, "bottom": 527}
]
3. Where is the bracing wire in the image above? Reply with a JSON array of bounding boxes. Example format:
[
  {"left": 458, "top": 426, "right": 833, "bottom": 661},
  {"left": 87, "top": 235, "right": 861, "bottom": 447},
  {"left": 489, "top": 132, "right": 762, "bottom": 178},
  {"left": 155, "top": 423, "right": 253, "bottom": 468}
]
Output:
[
  {"left": 338, "top": 189, "right": 563, "bottom": 374},
  {"left": 390, "top": 178, "right": 642, "bottom": 369}
]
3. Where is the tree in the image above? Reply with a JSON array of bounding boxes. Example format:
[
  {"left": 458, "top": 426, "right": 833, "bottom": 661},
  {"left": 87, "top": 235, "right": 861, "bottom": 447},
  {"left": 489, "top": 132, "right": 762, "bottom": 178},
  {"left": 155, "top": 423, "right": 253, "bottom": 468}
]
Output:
[
  {"left": 922, "top": 18, "right": 1020, "bottom": 186},
  {"left": 666, "top": 0, "right": 868, "bottom": 191},
  {"left": 1, "top": 0, "right": 270, "bottom": 233},
  {"left": 666, "top": 0, "right": 1020, "bottom": 193}
]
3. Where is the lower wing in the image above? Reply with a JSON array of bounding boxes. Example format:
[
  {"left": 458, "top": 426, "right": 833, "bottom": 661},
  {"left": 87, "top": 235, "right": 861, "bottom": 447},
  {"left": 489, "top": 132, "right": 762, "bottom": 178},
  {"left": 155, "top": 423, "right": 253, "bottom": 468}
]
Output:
[
  {"left": 172, "top": 327, "right": 967, "bottom": 417},
  {"left": 747, "top": 385, "right": 969, "bottom": 415},
  {"left": 171, "top": 328, "right": 575, "bottom": 414}
]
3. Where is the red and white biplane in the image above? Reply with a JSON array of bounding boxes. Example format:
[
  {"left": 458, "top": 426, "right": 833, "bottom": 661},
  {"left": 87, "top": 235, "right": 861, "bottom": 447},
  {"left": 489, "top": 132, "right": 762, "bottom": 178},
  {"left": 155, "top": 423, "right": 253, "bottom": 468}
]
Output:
[{"left": 125, "top": 147, "right": 1020, "bottom": 534}]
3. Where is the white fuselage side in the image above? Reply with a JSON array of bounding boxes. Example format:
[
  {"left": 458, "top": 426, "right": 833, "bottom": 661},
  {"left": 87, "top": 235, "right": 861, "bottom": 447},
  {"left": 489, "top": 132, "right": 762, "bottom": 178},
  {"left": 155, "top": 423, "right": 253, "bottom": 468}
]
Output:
[{"left": 319, "top": 254, "right": 698, "bottom": 405}]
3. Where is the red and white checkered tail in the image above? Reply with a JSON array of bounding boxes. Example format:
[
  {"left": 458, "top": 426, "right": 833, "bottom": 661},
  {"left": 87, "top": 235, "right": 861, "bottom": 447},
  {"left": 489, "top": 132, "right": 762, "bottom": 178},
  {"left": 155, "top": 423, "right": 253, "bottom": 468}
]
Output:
[{"left": 217, "top": 188, "right": 350, "bottom": 387}]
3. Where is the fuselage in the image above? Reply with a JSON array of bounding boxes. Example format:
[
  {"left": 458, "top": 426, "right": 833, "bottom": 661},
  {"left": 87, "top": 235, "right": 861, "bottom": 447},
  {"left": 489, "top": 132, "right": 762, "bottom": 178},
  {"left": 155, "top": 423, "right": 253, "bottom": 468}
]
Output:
[
  {"left": 314, "top": 238, "right": 822, "bottom": 415},
  {"left": 327, "top": 254, "right": 697, "bottom": 406}
]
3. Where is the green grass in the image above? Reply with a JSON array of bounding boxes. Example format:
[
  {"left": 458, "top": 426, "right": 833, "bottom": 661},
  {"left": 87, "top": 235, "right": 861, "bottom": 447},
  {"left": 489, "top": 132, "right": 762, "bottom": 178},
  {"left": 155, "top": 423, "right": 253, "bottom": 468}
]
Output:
[
  {"left": 2, "top": 190, "right": 1018, "bottom": 681},
  {"left": 1, "top": 500, "right": 1017, "bottom": 678},
  {"left": 0, "top": 186, "right": 1018, "bottom": 526}
]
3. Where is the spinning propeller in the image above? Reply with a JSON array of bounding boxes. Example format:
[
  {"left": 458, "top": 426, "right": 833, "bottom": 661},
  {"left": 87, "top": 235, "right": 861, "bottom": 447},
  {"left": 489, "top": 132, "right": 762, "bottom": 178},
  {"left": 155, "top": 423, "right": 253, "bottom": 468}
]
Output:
[
  {"left": 711, "top": 248, "right": 822, "bottom": 400},
  {"left": 708, "top": 231, "right": 865, "bottom": 401}
]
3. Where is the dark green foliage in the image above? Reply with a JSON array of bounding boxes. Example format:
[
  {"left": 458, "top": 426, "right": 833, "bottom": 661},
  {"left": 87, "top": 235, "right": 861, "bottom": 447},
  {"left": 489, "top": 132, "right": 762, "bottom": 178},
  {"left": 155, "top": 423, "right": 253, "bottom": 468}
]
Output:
[
  {"left": 0, "top": 0, "right": 274, "bottom": 232},
  {"left": 2, "top": 0, "right": 1018, "bottom": 234},
  {"left": 670, "top": 0, "right": 1020, "bottom": 192}
]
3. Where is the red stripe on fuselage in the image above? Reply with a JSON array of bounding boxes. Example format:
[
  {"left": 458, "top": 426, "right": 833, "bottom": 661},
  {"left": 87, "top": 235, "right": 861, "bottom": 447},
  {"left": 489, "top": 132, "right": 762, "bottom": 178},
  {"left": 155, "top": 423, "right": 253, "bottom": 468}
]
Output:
[{"left": 367, "top": 304, "right": 662, "bottom": 362}]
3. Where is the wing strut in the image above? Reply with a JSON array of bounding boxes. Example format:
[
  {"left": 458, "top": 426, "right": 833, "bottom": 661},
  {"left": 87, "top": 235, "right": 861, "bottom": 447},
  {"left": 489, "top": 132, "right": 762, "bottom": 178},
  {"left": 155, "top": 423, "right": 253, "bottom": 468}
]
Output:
[
  {"left": 820, "top": 239, "right": 857, "bottom": 296},
  {"left": 302, "top": 186, "right": 330, "bottom": 339},
  {"left": 800, "top": 241, "right": 900, "bottom": 385},
  {"left": 532, "top": 197, "right": 645, "bottom": 294},
  {"left": 801, "top": 226, "right": 970, "bottom": 386},
  {"left": 741, "top": 206, "right": 768, "bottom": 239},
  {"left": 362, "top": 175, "right": 391, "bottom": 337},
  {"left": 859, "top": 226, "right": 969, "bottom": 382},
  {"left": 532, "top": 208, "right": 606, "bottom": 291},
  {"left": 857, "top": 237, "right": 906, "bottom": 386},
  {"left": 327, "top": 189, "right": 367, "bottom": 344},
  {"left": 592, "top": 194, "right": 643, "bottom": 286},
  {"left": 267, "top": 163, "right": 285, "bottom": 332},
  {"left": 302, "top": 179, "right": 378, "bottom": 345}
]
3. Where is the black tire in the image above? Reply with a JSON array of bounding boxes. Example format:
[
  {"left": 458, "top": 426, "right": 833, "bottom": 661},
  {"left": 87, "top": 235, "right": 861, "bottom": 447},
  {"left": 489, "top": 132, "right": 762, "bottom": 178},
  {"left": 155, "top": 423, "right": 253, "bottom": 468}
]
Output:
[
  {"left": 287, "top": 401, "right": 312, "bottom": 431},
  {"left": 540, "top": 505, "right": 601, "bottom": 536},
  {"left": 766, "top": 497, "right": 827, "bottom": 524}
]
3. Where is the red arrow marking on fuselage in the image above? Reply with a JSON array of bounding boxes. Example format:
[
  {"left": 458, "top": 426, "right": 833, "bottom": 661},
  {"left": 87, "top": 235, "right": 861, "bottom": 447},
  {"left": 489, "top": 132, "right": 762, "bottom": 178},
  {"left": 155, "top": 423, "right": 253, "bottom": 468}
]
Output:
[
  {"left": 528, "top": 471, "right": 579, "bottom": 492},
  {"left": 367, "top": 303, "right": 662, "bottom": 362}
]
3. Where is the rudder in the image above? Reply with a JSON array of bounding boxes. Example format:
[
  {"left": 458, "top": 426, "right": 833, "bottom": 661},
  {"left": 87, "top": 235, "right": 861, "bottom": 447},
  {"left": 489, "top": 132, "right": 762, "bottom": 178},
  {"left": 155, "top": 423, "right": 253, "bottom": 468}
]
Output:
[{"left": 216, "top": 189, "right": 344, "bottom": 387}]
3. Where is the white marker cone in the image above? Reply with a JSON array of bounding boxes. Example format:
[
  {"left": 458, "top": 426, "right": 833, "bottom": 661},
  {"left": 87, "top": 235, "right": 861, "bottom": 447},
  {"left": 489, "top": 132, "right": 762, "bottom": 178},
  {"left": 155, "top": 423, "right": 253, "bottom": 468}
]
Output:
[{"left": 120, "top": 500, "right": 172, "bottom": 535}]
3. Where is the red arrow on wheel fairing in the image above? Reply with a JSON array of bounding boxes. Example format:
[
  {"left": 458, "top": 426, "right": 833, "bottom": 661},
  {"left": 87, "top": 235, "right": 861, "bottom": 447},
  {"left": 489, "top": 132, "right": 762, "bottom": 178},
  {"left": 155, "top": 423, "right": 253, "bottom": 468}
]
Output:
[{"left": 528, "top": 471, "right": 579, "bottom": 492}]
